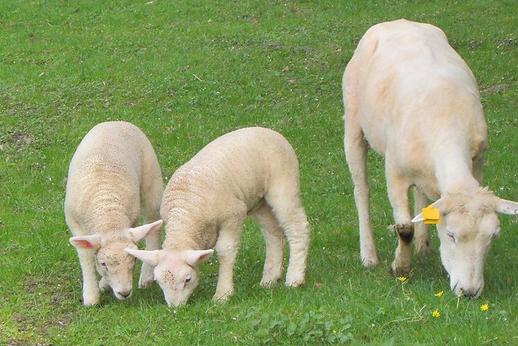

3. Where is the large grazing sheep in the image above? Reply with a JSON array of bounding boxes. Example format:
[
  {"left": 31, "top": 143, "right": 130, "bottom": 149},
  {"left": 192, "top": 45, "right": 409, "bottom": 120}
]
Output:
[
  {"left": 65, "top": 121, "right": 163, "bottom": 305},
  {"left": 126, "top": 127, "right": 310, "bottom": 307},
  {"left": 343, "top": 19, "right": 518, "bottom": 298}
]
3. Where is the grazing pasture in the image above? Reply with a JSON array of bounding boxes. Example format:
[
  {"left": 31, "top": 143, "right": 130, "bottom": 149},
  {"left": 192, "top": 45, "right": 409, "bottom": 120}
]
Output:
[{"left": 1, "top": 1, "right": 516, "bottom": 344}]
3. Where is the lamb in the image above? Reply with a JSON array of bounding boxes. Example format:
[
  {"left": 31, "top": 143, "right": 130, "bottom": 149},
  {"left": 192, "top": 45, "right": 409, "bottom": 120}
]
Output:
[
  {"left": 342, "top": 19, "right": 518, "bottom": 298},
  {"left": 126, "top": 127, "right": 310, "bottom": 307},
  {"left": 65, "top": 121, "right": 163, "bottom": 305}
]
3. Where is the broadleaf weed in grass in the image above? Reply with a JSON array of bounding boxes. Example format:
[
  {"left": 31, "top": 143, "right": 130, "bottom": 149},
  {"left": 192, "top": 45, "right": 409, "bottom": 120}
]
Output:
[{"left": 249, "top": 308, "right": 353, "bottom": 344}]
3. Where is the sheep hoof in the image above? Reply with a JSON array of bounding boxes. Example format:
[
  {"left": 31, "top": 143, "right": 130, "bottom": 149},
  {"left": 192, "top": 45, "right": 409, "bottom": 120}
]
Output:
[
  {"left": 82, "top": 295, "right": 100, "bottom": 306},
  {"left": 285, "top": 278, "right": 305, "bottom": 287},
  {"left": 260, "top": 277, "right": 280, "bottom": 288},
  {"left": 361, "top": 256, "right": 379, "bottom": 268},
  {"left": 138, "top": 278, "right": 154, "bottom": 289},
  {"left": 213, "top": 290, "right": 233, "bottom": 303},
  {"left": 390, "top": 261, "right": 411, "bottom": 276}
]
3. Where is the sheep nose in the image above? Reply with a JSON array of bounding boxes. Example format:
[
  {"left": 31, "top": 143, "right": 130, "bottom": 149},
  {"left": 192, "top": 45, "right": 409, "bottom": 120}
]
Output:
[
  {"left": 460, "top": 288, "right": 479, "bottom": 299},
  {"left": 117, "top": 290, "right": 132, "bottom": 299}
]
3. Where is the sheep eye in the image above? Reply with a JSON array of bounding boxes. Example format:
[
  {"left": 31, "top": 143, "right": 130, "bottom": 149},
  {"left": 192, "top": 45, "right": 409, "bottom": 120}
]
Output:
[
  {"left": 447, "top": 231, "right": 456, "bottom": 243},
  {"left": 185, "top": 275, "right": 192, "bottom": 283},
  {"left": 100, "top": 262, "right": 107, "bottom": 267}
]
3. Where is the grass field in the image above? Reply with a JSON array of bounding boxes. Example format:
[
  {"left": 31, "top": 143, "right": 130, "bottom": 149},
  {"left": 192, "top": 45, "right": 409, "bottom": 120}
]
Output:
[{"left": 1, "top": 0, "right": 517, "bottom": 344}]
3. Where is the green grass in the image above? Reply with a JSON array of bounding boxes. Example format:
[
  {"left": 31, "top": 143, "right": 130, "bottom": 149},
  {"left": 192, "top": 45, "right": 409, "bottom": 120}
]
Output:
[{"left": 1, "top": 0, "right": 517, "bottom": 344}]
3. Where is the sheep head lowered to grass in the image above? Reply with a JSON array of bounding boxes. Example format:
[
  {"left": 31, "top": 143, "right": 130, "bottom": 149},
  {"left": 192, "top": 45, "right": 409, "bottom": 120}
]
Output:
[
  {"left": 69, "top": 220, "right": 163, "bottom": 301},
  {"left": 124, "top": 248, "right": 213, "bottom": 307},
  {"left": 412, "top": 189, "right": 518, "bottom": 298}
]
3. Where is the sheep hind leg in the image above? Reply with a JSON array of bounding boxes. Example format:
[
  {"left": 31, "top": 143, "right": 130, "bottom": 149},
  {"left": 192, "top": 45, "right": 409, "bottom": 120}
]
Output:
[
  {"left": 213, "top": 211, "right": 246, "bottom": 302},
  {"left": 344, "top": 118, "right": 378, "bottom": 267},
  {"left": 266, "top": 193, "right": 309, "bottom": 287},
  {"left": 413, "top": 187, "right": 432, "bottom": 255},
  {"left": 249, "top": 201, "right": 285, "bottom": 288}
]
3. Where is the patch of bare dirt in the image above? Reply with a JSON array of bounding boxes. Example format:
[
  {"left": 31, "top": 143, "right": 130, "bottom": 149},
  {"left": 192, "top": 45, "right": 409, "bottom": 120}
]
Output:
[
  {"left": 0, "top": 131, "right": 35, "bottom": 151},
  {"left": 481, "top": 83, "right": 508, "bottom": 96},
  {"left": 497, "top": 37, "right": 516, "bottom": 49}
]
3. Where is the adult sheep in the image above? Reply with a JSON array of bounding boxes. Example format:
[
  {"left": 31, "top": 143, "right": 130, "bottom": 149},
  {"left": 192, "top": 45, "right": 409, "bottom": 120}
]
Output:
[
  {"left": 126, "top": 127, "right": 310, "bottom": 307},
  {"left": 343, "top": 19, "right": 518, "bottom": 298},
  {"left": 65, "top": 121, "right": 163, "bottom": 305}
]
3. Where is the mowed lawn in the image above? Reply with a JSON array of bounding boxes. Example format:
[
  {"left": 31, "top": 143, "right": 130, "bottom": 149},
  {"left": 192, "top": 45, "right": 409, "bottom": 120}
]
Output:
[{"left": 1, "top": 0, "right": 517, "bottom": 344}]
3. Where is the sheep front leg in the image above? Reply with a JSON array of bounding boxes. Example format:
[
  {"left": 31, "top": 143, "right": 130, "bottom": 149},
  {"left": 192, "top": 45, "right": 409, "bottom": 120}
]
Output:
[
  {"left": 139, "top": 173, "right": 163, "bottom": 289},
  {"left": 213, "top": 217, "right": 244, "bottom": 302},
  {"left": 77, "top": 250, "right": 101, "bottom": 306},
  {"left": 386, "top": 162, "right": 413, "bottom": 276},
  {"left": 138, "top": 228, "right": 161, "bottom": 288},
  {"left": 413, "top": 187, "right": 432, "bottom": 255}
]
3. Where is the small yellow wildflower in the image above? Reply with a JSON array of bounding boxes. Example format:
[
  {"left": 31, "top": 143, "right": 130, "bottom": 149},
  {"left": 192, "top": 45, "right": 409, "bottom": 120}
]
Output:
[
  {"left": 431, "top": 309, "right": 441, "bottom": 318},
  {"left": 434, "top": 290, "right": 444, "bottom": 298},
  {"left": 480, "top": 303, "right": 489, "bottom": 312},
  {"left": 397, "top": 276, "right": 407, "bottom": 282}
]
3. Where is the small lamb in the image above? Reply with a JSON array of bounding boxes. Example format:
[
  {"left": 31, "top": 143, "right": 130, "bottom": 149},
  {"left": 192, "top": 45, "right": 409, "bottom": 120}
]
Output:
[
  {"left": 65, "top": 121, "right": 163, "bottom": 305},
  {"left": 126, "top": 127, "right": 310, "bottom": 307}
]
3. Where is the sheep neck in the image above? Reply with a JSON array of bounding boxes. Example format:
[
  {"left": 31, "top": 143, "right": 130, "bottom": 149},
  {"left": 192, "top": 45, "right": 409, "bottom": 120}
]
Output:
[{"left": 433, "top": 141, "right": 480, "bottom": 196}]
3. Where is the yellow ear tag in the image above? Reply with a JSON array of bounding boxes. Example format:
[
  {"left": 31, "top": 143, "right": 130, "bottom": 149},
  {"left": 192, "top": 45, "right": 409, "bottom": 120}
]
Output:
[{"left": 422, "top": 205, "right": 440, "bottom": 225}]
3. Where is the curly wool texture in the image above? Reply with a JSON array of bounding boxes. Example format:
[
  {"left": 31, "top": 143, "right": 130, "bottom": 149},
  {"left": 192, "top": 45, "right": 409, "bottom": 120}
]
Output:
[
  {"left": 160, "top": 127, "right": 304, "bottom": 250},
  {"left": 65, "top": 121, "right": 162, "bottom": 232}
]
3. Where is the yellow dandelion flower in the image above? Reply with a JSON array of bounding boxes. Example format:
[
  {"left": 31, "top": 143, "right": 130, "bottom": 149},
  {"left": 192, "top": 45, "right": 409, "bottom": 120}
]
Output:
[
  {"left": 431, "top": 309, "right": 441, "bottom": 318},
  {"left": 434, "top": 290, "right": 444, "bottom": 298},
  {"left": 480, "top": 303, "right": 489, "bottom": 312},
  {"left": 397, "top": 276, "right": 407, "bottom": 282}
]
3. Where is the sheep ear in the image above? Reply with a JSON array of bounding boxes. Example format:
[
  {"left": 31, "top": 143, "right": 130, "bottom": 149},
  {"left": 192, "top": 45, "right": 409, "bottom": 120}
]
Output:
[
  {"left": 70, "top": 235, "right": 101, "bottom": 250},
  {"left": 128, "top": 220, "right": 163, "bottom": 242},
  {"left": 125, "top": 248, "right": 162, "bottom": 267},
  {"left": 496, "top": 198, "right": 518, "bottom": 215},
  {"left": 184, "top": 249, "right": 214, "bottom": 267},
  {"left": 411, "top": 198, "right": 444, "bottom": 223}
]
